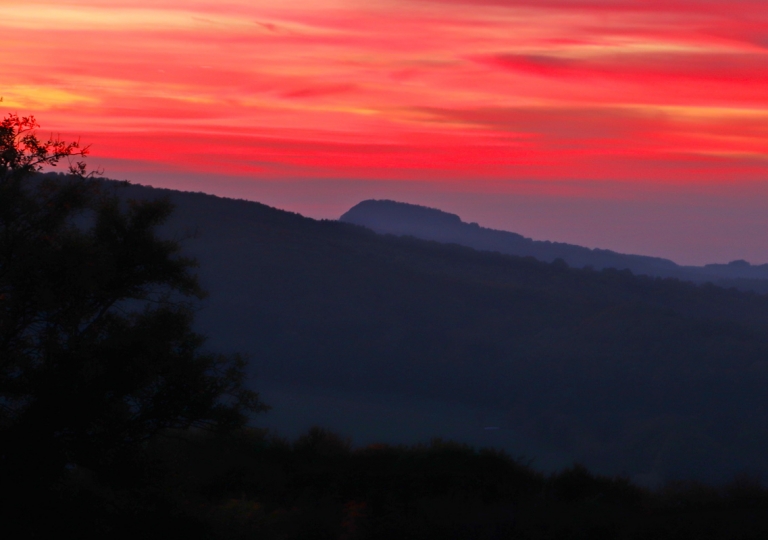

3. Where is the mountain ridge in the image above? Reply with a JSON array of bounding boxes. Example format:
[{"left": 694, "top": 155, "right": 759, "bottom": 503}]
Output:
[{"left": 340, "top": 199, "right": 768, "bottom": 289}]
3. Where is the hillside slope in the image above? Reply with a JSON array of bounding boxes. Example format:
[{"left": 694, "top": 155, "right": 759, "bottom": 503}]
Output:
[{"left": 99, "top": 178, "right": 768, "bottom": 484}]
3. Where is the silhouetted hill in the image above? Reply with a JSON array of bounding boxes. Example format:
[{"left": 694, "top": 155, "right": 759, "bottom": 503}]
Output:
[
  {"left": 340, "top": 199, "right": 768, "bottom": 291},
  {"left": 73, "top": 176, "right": 768, "bottom": 485}
]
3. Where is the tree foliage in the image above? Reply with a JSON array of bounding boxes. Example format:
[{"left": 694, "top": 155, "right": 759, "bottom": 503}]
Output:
[{"left": 0, "top": 113, "right": 267, "bottom": 489}]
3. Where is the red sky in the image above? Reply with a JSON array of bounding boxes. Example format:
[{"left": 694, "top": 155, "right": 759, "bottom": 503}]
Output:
[{"left": 3, "top": 0, "right": 768, "bottom": 264}]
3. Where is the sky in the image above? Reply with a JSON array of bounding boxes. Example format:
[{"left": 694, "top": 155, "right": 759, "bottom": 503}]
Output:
[{"left": 2, "top": 0, "right": 768, "bottom": 265}]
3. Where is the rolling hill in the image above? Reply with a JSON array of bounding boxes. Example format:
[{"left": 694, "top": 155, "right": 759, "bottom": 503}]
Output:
[{"left": 94, "top": 177, "right": 768, "bottom": 485}]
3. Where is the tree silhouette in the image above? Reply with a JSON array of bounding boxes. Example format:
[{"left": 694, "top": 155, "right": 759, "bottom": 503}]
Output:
[{"left": 0, "top": 113, "right": 267, "bottom": 493}]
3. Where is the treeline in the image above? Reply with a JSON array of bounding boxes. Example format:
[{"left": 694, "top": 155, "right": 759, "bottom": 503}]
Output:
[{"left": 24, "top": 427, "right": 768, "bottom": 539}]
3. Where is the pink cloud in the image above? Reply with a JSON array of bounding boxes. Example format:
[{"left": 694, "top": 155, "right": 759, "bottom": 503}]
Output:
[
  {"left": 283, "top": 84, "right": 357, "bottom": 99},
  {"left": 484, "top": 52, "right": 768, "bottom": 85},
  {"left": 3, "top": 0, "right": 768, "bottom": 191}
]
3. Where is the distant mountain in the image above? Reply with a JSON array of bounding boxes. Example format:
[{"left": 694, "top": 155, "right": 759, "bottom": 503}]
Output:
[
  {"left": 340, "top": 199, "right": 768, "bottom": 290},
  {"left": 72, "top": 176, "right": 768, "bottom": 485}
]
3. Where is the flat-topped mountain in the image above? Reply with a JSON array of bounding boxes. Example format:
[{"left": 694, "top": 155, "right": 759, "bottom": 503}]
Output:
[{"left": 340, "top": 199, "right": 768, "bottom": 290}]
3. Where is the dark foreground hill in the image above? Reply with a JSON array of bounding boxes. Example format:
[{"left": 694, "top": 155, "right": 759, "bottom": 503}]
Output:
[
  {"left": 26, "top": 426, "right": 768, "bottom": 539},
  {"left": 341, "top": 199, "right": 768, "bottom": 291},
  {"left": 99, "top": 178, "right": 768, "bottom": 485}
]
